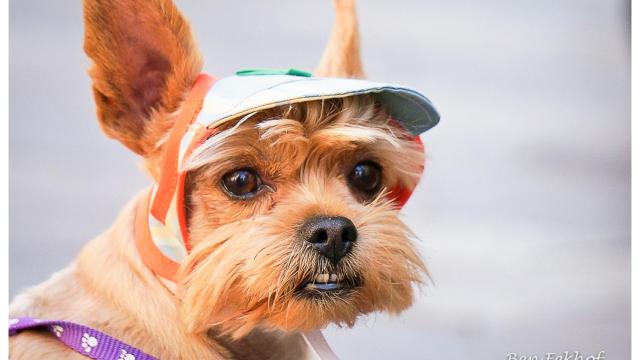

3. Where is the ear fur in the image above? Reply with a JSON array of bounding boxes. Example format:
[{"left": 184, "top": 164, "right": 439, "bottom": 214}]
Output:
[
  {"left": 83, "top": 0, "right": 203, "bottom": 156},
  {"left": 314, "top": 0, "right": 364, "bottom": 78}
]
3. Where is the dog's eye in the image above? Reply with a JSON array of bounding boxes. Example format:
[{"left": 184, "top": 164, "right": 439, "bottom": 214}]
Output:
[
  {"left": 349, "top": 161, "right": 382, "bottom": 196},
  {"left": 221, "top": 168, "right": 262, "bottom": 199}
]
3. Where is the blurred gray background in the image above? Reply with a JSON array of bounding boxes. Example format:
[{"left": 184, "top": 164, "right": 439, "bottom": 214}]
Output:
[{"left": 10, "top": 1, "right": 630, "bottom": 359}]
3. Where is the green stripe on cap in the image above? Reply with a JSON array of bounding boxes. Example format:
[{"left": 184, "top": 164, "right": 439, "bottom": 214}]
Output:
[{"left": 235, "top": 68, "right": 312, "bottom": 77}]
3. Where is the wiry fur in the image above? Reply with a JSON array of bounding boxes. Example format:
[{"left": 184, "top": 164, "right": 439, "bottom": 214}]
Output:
[
  {"left": 9, "top": 195, "right": 307, "bottom": 359},
  {"left": 10, "top": 0, "right": 429, "bottom": 358},
  {"left": 181, "top": 97, "right": 426, "bottom": 339}
]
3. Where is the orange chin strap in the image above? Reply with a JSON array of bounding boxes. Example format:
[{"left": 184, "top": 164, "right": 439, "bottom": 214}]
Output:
[
  {"left": 136, "top": 74, "right": 217, "bottom": 282},
  {"left": 135, "top": 73, "right": 424, "bottom": 282}
]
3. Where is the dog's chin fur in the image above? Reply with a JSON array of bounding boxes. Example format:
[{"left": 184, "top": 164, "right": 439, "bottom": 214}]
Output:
[
  {"left": 178, "top": 97, "right": 427, "bottom": 339},
  {"left": 180, "top": 196, "right": 424, "bottom": 339}
]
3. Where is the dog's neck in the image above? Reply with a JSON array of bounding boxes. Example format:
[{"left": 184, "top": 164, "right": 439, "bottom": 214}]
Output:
[
  {"left": 74, "top": 192, "right": 226, "bottom": 358},
  {"left": 74, "top": 191, "right": 311, "bottom": 359}
]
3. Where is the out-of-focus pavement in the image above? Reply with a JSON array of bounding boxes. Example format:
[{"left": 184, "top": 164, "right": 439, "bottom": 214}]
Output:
[{"left": 10, "top": 1, "right": 630, "bottom": 359}]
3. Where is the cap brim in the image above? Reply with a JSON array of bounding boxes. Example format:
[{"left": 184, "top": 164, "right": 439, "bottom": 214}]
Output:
[{"left": 197, "top": 75, "right": 440, "bottom": 136}]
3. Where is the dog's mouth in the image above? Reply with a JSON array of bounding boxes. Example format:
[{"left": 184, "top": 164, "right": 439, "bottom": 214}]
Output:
[{"left": 296, "top": 272, "right": 361, "bottom": 298}]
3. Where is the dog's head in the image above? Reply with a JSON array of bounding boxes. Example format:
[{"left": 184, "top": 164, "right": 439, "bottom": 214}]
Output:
[{"left": 84, "top": 0, "right": 429, "bottom": 339}]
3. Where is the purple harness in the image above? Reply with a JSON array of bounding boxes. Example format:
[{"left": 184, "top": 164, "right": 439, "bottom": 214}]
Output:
[{"left": 9, "top": 317, "right": 157, "bottom": 360}]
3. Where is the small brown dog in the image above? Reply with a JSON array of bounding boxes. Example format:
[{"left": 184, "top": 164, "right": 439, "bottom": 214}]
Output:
[{"left": 9, "top": 0, "right": 437, "bottom": 358}]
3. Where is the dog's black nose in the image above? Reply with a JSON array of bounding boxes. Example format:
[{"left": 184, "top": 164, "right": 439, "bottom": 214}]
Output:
[{"left": 299, "top": 216, "right": 358, "bottom": 264}]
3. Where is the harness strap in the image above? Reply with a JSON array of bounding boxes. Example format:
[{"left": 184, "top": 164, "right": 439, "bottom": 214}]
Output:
[
  {"left": 9, "top": 317, "right": 157, "bottom": 360},
  {"left": 9, "top": 317, "right": 339, "bottom": 359}
]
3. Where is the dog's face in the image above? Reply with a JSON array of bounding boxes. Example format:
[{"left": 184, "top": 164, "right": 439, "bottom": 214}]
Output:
[
  {"left": 180, "top": 97, "right": 426, "bottom": 337},
  {"left": 82, "top": 0, "right": 426, "bottom": 339}
]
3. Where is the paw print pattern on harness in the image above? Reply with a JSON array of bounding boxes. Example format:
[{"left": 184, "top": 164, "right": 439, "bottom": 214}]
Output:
[
  {"left": 51, "top": 325, "right": 64, "bottom": 337},
  {"left": 119, "top": 349, "right": 136, "bottom": 360},
  {"left": 81, "top": 333, "right": 98, "bottom": 353}
]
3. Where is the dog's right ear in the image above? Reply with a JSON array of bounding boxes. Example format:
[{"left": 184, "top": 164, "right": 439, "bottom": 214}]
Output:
[{"left": 83, "top": 0, "right": 202, "bottom": 157}]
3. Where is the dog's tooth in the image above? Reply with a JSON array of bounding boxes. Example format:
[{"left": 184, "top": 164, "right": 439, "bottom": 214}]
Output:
[
  {"left": 315, "top": 274, "right": 328, "bottom": 283},
  {"left": 329, "top": 274, "right": 338, "bottom": 282}
]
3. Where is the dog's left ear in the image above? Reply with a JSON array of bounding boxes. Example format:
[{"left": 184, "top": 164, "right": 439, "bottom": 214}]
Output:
[
  {"left": 315, "top": 0, "right": 364, "bottom": 78},
  {"left": 83, "top": 0, "right": 202, "bottom": 158}
]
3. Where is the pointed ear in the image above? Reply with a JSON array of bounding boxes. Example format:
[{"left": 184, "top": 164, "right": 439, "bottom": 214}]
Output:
[
  {"left": 314, "top": 0, "right": 364, "bottom": 78},
  {"left": 83, "top": 0, "right": 202, "bottom": 156}
]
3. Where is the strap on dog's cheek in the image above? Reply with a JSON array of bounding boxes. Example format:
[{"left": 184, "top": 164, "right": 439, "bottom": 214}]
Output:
[{"left": 389, "top": 135, "right": 424, "bottom": 209}]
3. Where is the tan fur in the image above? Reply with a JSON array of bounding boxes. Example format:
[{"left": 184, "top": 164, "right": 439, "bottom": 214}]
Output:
[
  {"left": 315, "top": 0, "right": 364, "bottom": 78},
  {"left": 180, "top": 98, "right": 426, "bottom": 339},
  {"left": 10, "top": 0, "right": 428, "bottom": 358},
  {"left": 9, "top": 195, "right": 306, "bottom": 359}
]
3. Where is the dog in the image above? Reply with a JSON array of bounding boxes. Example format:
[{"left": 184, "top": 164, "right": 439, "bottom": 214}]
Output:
[{"left": 9, "top": 0, "right": 439, "bottom": 358}]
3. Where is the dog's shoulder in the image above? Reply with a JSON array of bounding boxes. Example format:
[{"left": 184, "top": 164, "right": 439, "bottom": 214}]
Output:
[
  {"left": 9, "top": 264, "right": 90, "bottom": 359},
  {"left": 9, "top": 331, "right": 87, "bottom": 360}
]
